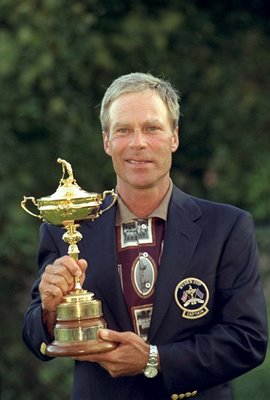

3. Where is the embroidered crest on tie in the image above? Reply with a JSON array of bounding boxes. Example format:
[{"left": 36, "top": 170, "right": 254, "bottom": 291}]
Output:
[{"left": 117, "top": 218, "right": 165, "bottom": 340}]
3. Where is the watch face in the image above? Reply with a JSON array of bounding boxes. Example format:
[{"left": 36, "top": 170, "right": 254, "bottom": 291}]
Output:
[{"left": 144, "top": 366, "right": 158, "bottom": 378}]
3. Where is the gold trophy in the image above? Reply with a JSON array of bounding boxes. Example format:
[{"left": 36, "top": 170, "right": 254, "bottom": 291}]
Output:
[{"left": 21, "top": 158, "right": 117, "bottom": 357}]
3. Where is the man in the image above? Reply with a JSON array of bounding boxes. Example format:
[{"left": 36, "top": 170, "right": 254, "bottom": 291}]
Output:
[{"left": 23, "top": 73, "right": 268, "bottom": 400}]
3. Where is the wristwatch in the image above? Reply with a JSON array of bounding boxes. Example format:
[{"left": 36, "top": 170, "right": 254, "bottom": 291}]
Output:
[{"left": 143, "top": 344, "right": 159, "bottom": 378}]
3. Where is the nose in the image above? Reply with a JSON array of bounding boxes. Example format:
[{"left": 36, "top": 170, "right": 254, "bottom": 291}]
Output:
[{"left": 129, "top": 129, "right": 147, "bottom": 149}]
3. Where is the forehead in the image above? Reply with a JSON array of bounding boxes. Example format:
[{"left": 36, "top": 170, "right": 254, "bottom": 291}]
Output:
[{"left": 108, "top": 90, "right": 168, "bottom": 123}]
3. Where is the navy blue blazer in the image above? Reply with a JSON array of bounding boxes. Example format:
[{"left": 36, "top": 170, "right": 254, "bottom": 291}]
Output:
[{"left": 23, "top": 186, "right": 268, "bottom": 400}]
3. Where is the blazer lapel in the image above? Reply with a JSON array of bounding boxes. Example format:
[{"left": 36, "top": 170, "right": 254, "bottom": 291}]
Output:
[
  {"left": 148, "top": 188, "right": 202, "bottom": 341},
  {"left": 80, "top": 206, "right": 133, "bottom": 332}
]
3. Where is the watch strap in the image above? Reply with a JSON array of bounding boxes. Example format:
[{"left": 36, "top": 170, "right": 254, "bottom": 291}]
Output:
[{"left": 143, "top": 344, "right": 159, "bottom": 378}]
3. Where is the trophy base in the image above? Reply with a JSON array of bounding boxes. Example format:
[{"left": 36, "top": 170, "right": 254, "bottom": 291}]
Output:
[
  {"left": 44, "top": 295, "right": 118, "bottom": 357},
  {"left": 46, "top": 339, "right": 117, "bottom": 357}
]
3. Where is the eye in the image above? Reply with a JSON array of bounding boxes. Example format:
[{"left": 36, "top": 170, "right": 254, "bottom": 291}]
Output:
[
  {"left": 145, "top": 126, "right": 161, "bottom": 133},
  {"left": 112, "top": 128, "right": 131, "bottom": 137}
]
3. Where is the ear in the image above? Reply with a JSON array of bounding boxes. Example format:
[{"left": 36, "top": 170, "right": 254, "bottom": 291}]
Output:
[
  {"left": 171, "top": 127, "right": 179, "bottom": 153},
  {"left": 102, "top": 131, "right": 111, "bottom": 156}
]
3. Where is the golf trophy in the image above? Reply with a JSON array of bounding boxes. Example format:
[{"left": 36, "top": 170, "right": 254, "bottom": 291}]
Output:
[{"left": 21, "top": 158, "right": 117, "bottom": 357}]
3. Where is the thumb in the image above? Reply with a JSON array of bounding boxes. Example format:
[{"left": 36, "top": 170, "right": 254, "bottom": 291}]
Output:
[
  {"left": 98, "top": 329, "right": 125, "bottom": 343},
  {"left": 77, "top": 258, "right": 88, "bottom": 272}
]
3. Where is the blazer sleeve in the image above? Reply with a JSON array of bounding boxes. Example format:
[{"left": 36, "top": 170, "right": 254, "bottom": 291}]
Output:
[
  {"left": 22, "top": 223, "right": 62, "bottom": 361},
  {"left": 158, "top": 211, "right": 268, "bottom": 394}
]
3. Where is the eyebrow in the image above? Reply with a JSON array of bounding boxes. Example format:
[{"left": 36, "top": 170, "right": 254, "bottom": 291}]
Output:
[
  {"left": 112, "top": 122, "right": 132, "bottom": 130},
  {"left": 143, "top": 119, "right": 163, "bottom": 125},
  {"left": 112, "top": 119, "right": 164, "bottom": 129}
]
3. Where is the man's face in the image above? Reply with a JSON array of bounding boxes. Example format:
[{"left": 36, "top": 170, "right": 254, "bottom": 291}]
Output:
[{"left": 103, "top": 90, "right": 179, "bottom": 194}]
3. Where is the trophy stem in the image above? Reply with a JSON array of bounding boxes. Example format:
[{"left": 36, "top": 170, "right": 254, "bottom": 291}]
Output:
[{"left": 63, "top": 222, "right": 83, "bottom": 291}]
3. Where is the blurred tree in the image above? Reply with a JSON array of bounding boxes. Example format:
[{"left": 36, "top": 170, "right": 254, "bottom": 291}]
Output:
[{"left": 0, "top": 0, "right": 269, "bottom": 399}]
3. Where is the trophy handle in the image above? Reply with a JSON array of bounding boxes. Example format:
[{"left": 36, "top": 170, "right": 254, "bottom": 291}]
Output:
[
  {"left": 21, "top": 196, "right": 43, "bottom": 219},
  {"left": 100, "top": 190, "right": 117, "bottom": 215}
]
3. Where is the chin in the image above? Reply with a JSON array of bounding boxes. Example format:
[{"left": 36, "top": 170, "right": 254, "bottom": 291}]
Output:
[{"left": 128, "top": 180, "right": 157, "bottom": 190}]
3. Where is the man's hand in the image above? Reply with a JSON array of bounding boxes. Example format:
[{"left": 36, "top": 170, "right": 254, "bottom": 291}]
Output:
[
  {"left": 74, "top": 329, "right": 150, "bottom": 377},
  {"left": 39, "top": 256, "right": 88, "bottom": 312}
]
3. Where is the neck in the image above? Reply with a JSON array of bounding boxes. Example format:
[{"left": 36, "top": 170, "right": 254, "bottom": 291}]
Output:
[{"left": 117, "top": 180, "right": 171, "bottom": 218}]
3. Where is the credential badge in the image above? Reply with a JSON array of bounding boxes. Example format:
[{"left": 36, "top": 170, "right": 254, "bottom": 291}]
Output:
[{"left": 174, "top": 277, "right": 209, "bottom": 319}]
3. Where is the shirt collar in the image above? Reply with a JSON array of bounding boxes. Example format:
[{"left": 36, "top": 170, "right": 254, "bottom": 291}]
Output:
[{"left": 115, "top": 180, "right": 173, "bottom": 226}]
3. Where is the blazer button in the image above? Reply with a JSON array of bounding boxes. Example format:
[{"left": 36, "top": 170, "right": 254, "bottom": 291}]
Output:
[{"left": 40, "top": 342, "right": 47, "bottom": 355}]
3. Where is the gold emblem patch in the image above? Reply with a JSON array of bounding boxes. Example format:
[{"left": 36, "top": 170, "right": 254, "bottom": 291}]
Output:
[{"left": 174, "top": 277, "right": 209, "bottom": 319}]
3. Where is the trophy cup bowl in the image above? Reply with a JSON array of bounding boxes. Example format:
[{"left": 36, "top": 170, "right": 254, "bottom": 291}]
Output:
[{"left": 21, "top": 158, "right": 118, "bottom": 357}]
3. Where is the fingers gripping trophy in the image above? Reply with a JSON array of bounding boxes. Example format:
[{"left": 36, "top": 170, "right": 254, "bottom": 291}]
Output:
[{"left": 21, "top": 158, "right": 117, "bottom": 357}]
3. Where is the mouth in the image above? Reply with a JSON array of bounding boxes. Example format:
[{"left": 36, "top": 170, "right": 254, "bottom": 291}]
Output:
[{"left": 126, "top": 159, "right": 152, "bottom": 164}]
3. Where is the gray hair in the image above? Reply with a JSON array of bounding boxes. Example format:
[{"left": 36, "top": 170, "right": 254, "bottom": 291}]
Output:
[{"left": 99, "top": 72, "right": 180, "bottom": 132}]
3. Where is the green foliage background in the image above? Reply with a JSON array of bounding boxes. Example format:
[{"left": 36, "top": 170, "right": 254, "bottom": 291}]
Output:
[{"left": 0, "top": 1, "right": 269, "bottom": 399}]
